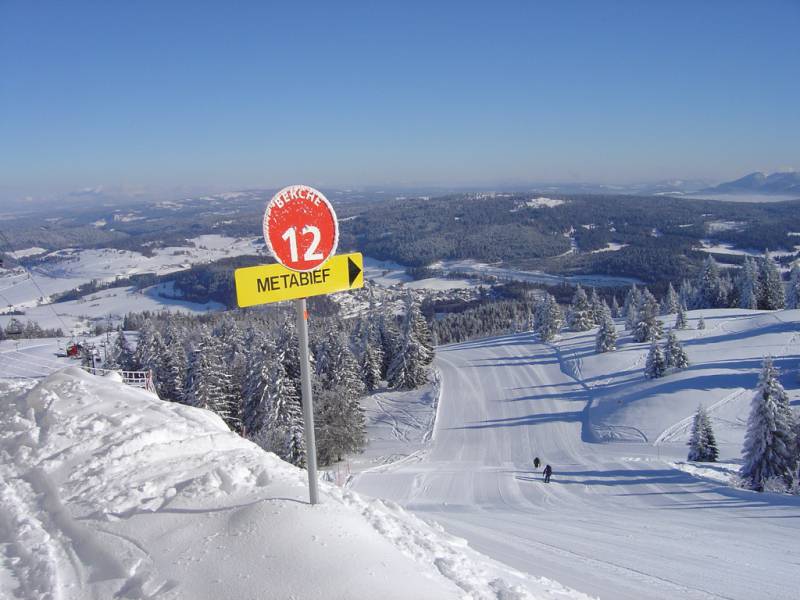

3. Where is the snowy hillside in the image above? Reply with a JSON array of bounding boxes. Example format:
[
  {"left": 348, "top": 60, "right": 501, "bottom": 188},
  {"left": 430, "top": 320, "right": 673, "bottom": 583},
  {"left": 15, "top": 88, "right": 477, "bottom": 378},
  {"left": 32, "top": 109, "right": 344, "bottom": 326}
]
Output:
[
  {"left": 0, "top": 235, "right": 262, "bottom": 311},
  {"left": 351, "top": 308, "right": 800, "bottom": 600},
  {"left": 0, "top": 368, "right": 590, "bottom": 600}
]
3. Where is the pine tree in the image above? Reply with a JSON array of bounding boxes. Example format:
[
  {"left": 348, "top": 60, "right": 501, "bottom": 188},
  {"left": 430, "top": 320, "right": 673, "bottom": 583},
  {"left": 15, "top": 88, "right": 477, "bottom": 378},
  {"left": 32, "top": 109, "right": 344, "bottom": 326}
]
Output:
[
  {"left": 361, "top": 343, "right": 382, "bottom": 392},
  {"left": 697, "top": 316, "right": 706, "bottom": 330},
  {"left": 568, "top": 285, "right": 594, "bottom": 331},
  {"left": 661, "top": 283, "right": 680, "bottom": 315},
  {"left": 663, "top": 329, "right": 689, "bottom": 370},
  {"left": 787, "top": 261, "right": 800, "bottom": 309},
  {"left": 758, "top": 251, "right": 785, "bottom": 310},
  {"left": 387, "top": 299, "right": 430, "bottom": 390},
  {"left": 675, "top": 302, "right": 688, "bottom": 330},
  {"left": 405, "top": 293, "right": 434, "bottom": 365},
  {"left": 740, "top": 357, "right": 797, "bottom": 491},
  {"left": 688, "top": 405, "right": 719, "bottom": 462},
  {"left": 623, "top": 285, "right": 641, "bottom": 331},
  {"left": 114, "top": 328, "right": 134, "bottom": 370},
  {"left": 159, "top": 337, "right": 187, "bottom": 402},
  {"left": 589, "top": 288, "right": 604, "bottom": 324},
  {"left": 679, "top": 279, "right": 695, "bottom": 310},
  {"left": 378, "top": 306, "right": 401, "bottom": 378},
  {"left": 242, "top": 337, "right": 307, "bottom": 467},
  {"left": 737, "top": 256, "right": 760, "bottom": 310},
  {"left": 697, "top": 256, "right": 725, "bottom": 308},
  {"left": 242, "top": 337, "right": 273, "bottom": 438},
  {"left": 610, "top": 295, "right": 621, "bottom": 319},
  {"left": 185, "top": 334, "right": 236, "bottom": 429},
  {"left": 633, "top": 288, "right": 663, "bottom": 343},
  {"left": 535, "top": 293, "right": 563, "bottom": 342},
  {"left": 595, "top": 307, "right": 617, "bottom": 353},
  {"left": 644, "top": 341, "right": 667, "bottom": 379}
]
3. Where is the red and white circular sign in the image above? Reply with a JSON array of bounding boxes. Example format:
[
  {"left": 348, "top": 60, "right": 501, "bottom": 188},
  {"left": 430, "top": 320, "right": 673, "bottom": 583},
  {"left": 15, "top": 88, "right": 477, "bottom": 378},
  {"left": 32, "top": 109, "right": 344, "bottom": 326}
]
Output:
[{"left": 263, "top": 185, "right": 339, "bottom": 272}]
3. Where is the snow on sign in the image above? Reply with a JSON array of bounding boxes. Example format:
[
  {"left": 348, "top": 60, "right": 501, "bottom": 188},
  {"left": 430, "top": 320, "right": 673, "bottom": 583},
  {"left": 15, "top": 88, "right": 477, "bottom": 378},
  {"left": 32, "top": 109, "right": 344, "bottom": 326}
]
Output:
[{"left": 264, "top": 184, "right": 339, "bottom": 272}]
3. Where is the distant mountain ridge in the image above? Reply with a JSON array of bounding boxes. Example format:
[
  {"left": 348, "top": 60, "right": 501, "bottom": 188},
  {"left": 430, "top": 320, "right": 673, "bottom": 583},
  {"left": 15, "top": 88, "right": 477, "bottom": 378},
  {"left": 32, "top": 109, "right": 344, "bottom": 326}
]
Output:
[{"left": 702, "top": 171, "right": 800, "bottom": 195}]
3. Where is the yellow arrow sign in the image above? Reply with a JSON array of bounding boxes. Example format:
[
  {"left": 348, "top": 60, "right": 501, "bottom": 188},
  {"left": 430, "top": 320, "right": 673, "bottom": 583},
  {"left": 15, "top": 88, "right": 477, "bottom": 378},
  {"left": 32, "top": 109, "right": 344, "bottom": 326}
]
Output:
[{"left": 234, "top": 252, "right": 364, "bottom": 307}]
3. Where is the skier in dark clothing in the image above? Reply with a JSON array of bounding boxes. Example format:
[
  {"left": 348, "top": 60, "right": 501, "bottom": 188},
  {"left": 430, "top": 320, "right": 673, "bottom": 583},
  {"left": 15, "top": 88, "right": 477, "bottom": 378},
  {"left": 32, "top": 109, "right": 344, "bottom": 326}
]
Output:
[
  {"left": 533, "top": 457, "right": 541, "bottom": 470},
  {"left": 543, "top": 464, "right": 552, "bottom": 483}
]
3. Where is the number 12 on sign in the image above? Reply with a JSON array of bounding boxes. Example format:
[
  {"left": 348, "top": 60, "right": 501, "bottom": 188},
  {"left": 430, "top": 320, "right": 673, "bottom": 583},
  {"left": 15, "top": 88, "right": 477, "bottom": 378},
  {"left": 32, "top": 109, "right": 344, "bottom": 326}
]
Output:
[{"left": 281, "top": 225, "right": 323, "bottom": 263}]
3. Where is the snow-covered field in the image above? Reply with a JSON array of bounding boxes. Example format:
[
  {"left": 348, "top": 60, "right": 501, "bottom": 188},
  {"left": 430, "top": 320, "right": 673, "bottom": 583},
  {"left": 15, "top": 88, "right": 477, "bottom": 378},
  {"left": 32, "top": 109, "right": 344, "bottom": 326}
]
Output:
[
  {"left": 695, "top": 239, "right": 799, "bottom": 260},
  {"left": 0, "top": 369, "right": 590, "bottom": 600},
  {"left": 0, "top": 235, "right": 263, "bottom": 311},
  {"left": 429, "top": 259, "right": 641, "bottom": 287},
  {"left": 351, "top": 308, "right": 800, "bottom": 600},
  {"left": 0, "top": 283, "right": 222, "bottom": 334}
]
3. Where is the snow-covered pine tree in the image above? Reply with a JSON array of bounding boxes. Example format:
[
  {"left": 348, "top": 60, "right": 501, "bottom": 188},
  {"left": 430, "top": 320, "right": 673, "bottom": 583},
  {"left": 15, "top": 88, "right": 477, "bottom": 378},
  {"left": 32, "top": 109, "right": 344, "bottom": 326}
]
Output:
[
  {"left": 241, "top": 337, "right": 272, "bottom": 438},
  {"left": 132, "top": 322, "right": 156, "bottom": 370},
  {"left": 387, "top": 300, "right": 430, "bottom": 390},
  {"left": 185, "top": 334, "right": 236, "bottom": 429},
  {"left": 633, "top": 288, "right": 663, "bottom": 343},
  {"left": 158, "top": 336, "right": 187, "bottom": 402},
  {"left": 595, "top": 306, "right": 617, "bottom": 353},
  {"left": 589, "top": 288, "right": 604, "bottom": 324},
  {"left": 661, "top": 283, "right": 680, "bottom": 315},
  {"left": 378, "top": 306, "right": 401, "bottom": 378},
  {"left": 535, "top": 293, "right": 563, "bottom": 342},
  {"left": 679, "top": 279, "right": 695, "bottom": 310},
  {"left": 114, "top": 328, "right": 134, "bottom": 370},
  {"left": 787, "top": 261, "right": 800, "bottom": 309},
  {"left": 758, "top": 251, "right": 786, "bottom": 310},
  {"left": 675, "top": 302, "right": 688, "bottom": 330},
  {"left": 610, "top": 295, "right": 621, "bottom": 319},
  {"left": 663, "top": 329, "right": 689, "bottom": 370},
  {"left": 644, "top": 341, "right": 667, "bottom": 379},
  {"left": 696, "top": 256, "right": 725, "bottom": 308},
  {"left": 623, "top": 285, "right": 640, "bottom": 331},
  {"left": 697, "top": 316, "right": 706, "bottom": 330},
  {"left": 737, "top": 256, "right": 760, "bottom": 310},
  {"left": 568, "top": 285, "right": 594, "bottom": 331},
  {"left": 256, "top": 344, "right": 306, "bottom": 467},
  {"left": 687, "top": 405, "right": 719, "bottom": 462},
  {"left": 361, "top": 343, "right": 382, "bottom": 392},
  {"left": 405, "top": 293, "right": 434, "bottom": 365},
  {"left": 277, "top": 315, "right": 301, "bottom": 382},
  {"left": 740, "top": 357, "right": 797, "bottom": 491}
]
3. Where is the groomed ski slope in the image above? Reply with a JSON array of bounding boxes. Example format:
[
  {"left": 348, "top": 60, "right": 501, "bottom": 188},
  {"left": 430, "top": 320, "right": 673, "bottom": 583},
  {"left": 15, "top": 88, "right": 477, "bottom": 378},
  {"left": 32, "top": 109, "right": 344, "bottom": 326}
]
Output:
[
  {"left": 351, "top": 309, "right": 800, "bottom": 600},
  {"left": 0, "top": 367, "right": 590, "bottom": 600}
]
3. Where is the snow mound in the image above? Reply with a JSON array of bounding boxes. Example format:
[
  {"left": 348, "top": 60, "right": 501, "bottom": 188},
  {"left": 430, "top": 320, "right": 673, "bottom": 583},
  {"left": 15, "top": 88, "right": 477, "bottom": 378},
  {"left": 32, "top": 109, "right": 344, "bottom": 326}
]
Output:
[{"left": 0, "top": 368, "right": 587, "bottom": 600}]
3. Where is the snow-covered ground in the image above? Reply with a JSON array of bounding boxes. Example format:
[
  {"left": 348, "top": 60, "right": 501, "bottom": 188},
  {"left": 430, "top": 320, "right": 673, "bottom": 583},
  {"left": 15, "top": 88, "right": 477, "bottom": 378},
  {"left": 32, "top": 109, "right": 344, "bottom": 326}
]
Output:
[
  {"left": 589, "top": 243, "right": 628, "bottom": 254},
  {"left": 0, "top": 235, "right": 263, "bottom": 311},
  {"left": 351, "top": 308, "right": 800, "bottom": 600},
  {"left": 695, "top": 239, "right": 799, "bottom": 260},
  {"left": 0, "top": 283, "right": 222, "bottom": 334},
  {"left": 0, "top": 368, "right": 590, "bottom": 600},
  {"left": 429, "top": 259, "right": 640, "bottom": 287}
]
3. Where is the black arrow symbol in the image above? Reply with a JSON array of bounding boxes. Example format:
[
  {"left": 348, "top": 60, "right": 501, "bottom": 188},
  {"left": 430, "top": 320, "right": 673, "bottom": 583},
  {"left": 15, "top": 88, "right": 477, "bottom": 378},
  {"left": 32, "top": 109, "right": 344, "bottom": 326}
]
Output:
[{"left": 348, "top": 256, "right": 361, "bottom": 287}]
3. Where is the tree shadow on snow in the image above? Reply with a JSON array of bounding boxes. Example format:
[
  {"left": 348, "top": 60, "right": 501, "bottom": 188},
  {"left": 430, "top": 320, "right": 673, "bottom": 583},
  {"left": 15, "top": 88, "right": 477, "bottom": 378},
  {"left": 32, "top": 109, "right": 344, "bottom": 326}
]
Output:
[{"left": 452, "top": 410, "right": 583, "bottom": 430}]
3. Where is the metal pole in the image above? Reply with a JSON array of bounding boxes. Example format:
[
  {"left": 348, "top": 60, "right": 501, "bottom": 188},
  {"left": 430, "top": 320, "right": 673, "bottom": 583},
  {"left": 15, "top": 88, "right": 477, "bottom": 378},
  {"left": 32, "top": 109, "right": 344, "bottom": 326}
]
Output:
[{"left": 295, "top": 298, "right": 320, "bottom": 505}]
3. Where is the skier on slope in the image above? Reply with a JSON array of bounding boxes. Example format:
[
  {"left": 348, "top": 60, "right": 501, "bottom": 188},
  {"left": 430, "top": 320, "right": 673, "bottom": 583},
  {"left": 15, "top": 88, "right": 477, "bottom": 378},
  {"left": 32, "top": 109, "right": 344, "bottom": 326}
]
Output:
[
  {"left": 543, "top": 464, "right": 552, "bottom": 483},
  {"left": 533, "top": 457, "right": 541, "bottom": 470}
]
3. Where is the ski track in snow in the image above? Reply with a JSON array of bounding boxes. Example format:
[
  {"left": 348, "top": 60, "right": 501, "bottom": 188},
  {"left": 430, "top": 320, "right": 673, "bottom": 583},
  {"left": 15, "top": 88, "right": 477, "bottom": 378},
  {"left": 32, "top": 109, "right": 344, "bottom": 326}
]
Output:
[{"left": 351, "top": 309, "right": 800, "bottom": 600}]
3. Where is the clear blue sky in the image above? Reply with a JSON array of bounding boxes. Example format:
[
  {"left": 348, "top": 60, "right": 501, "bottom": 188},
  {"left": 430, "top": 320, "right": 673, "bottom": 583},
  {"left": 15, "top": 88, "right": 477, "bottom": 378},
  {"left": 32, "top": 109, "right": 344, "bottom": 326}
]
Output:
[{"left": 1, "top": 0, "right": 798, "bottom": 201}]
